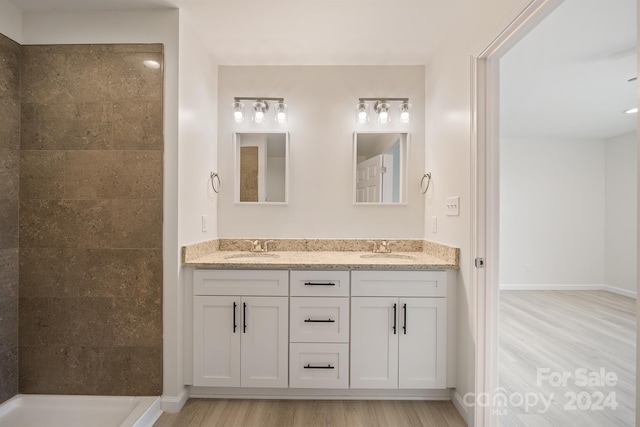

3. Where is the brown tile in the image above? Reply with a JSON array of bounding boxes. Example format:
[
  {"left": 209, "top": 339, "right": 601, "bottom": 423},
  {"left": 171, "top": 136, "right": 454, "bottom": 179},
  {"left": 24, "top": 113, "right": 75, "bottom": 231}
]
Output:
[
  {"left": 0, "top": 38, "right": 20, "bottom": 98},
  {"left": 20, "top": 150, "right": 65, "bottom": 199},
  {"left": 0, "top": 347, "right": 17, "bottom": 403},
  {"left": 19, "top": 248, "right": 65, "bottom": 298},
  {"left": 64, "top": 151, "right": 114, "bottom": 199},
  {"left": 0, "top": 97, "right": 19, "bottom": 151},
  {"left": 113, "top": 44, "right": 163, "bottom": 53},
  {"left": 112, "top": 102, "right": 163, "bottom": 150},
  {"left": 112, "top": 199, "right": 162, "bottom": 248},
  {"left": 0, "top": 199, "right": 18, "bottom": 249},
  {"left": 105, "top": 151, "right": 162, "bottom": 199},
  {"left": 19, "top": 297, "right": 68, "bottom": 347},
  {"left": 109, "top": 297, "right": 162, "bottom": 347},
  {"left": 0, "top": 149, "right": 18, "bottom": 200},
  {"left": 64, "top": 248, "right": 162, "bottom": 298},
  {"left": 19, "top": 344, "right": 162, "bottom": 395},
  {"left": 0, "top": 248, "right": 18, "bottom": 299},
  {"left": 109, "top": 53, "right": 163, "bottom": 102},
  {"left": 21, "top": 103, "right": 112, "bottom": 151},
  {"left": 0, "top": 297, "right": 18, "bottom": 353},
  {"left": 20, "top": 199, "right": 113, "bottom": 249},
  {"left": 20, "top": 49, "right": 69, "bottom": 104}
]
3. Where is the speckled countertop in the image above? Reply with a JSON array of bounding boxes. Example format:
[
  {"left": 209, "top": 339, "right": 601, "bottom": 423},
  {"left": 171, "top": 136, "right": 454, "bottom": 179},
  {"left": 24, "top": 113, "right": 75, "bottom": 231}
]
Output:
[{"left": 182, "top": 239, "right": 459, "bottom": 270}]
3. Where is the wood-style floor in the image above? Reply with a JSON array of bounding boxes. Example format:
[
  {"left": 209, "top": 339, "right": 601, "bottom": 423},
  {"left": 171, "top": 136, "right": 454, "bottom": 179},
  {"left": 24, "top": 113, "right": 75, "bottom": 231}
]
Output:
[
  {"left": 153, "top": 399, "right": 466, "bottom": 427},
  {"left": 499, "top": 290, "right": 636, "bottom": 427}
]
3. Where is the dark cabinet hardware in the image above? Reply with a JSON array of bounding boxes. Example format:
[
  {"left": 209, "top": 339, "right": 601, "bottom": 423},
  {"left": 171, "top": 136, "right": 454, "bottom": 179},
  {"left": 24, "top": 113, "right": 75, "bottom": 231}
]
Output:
[
  {"left": 304, "top": 318, "right": 335, "bottom": 323},
  {"left": 304, "top": 364, "right": 335, "bottom": 369},
  {"left": 304, "top": 282, "right": 336, "bottom": 286},
  {"left": 233, "top": 301, "right": 237, "bottom": 333},
  {"left": 403, "top": 303, "right": 407, "bottom": 334},
  {"left": 393, "top": 303, "right": 397, "bottom": 335},
  {"left": 243, "top": 302, "right": 247, "bottom": 333}
]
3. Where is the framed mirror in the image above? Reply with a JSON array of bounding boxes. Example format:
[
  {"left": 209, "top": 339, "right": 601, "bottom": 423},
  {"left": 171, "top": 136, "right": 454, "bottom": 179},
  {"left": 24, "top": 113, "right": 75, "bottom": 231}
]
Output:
[
  {"left": 234, "top": 132, "right": 289, "bottom": 204},
  {"left": 353, "top": 132, "right": 409, "bottom": 204}
]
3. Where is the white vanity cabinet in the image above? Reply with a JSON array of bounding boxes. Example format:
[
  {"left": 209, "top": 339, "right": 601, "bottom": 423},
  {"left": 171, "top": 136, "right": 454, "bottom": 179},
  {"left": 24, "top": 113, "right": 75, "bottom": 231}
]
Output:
[
  {"left": 289, "top": 271, "right": 350, "bottom": 389},
  {"left": 350, "top": 271, "right": 447, "bottom": 389},
  {"left": 193, "top": 270, "right": 289, "bottom": 388}
]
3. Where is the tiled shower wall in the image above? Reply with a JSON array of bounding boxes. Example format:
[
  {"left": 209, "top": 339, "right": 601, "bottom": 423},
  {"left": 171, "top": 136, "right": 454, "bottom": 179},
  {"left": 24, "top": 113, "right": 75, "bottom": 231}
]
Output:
[
  {"left": 17, "top": 44, "right": 163, "bottom": 395},
  {"left": 0, "top": 33, "right": 20, "bottom": 404}
]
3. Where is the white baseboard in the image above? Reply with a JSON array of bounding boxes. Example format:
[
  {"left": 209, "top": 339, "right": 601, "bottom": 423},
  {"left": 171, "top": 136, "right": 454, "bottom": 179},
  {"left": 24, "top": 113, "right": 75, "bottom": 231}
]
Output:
[
  {"left": 604, "top": 285, "right": 637, "bottom": 299},
  {"left": 452, "top": 391, "right": 470, "bottom": 425},
  {"left": 189, "top": 386, "right": 451, "bottom": 400},
  {"left": 133, "top": 397, "right": 163, "bottom": 427},
  {"left": 500, "top": 284, "right": 636, "bottom": 299},
  {"left": 499, "top": 284, "right": 602, "bottom": 291},
  {"left": 161, "top": 387, "right": 189, "bottom": 413}
]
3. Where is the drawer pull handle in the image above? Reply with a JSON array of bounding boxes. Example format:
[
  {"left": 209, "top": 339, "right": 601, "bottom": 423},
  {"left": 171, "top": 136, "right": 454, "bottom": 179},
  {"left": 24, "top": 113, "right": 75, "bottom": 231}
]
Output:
[
  {"left": 304, "top": 364, "right": 335, "bottom": 369},
  {"left": 403, "top": 303, "right": 407, "bottom": 335},
  {"left": 233, "top": 302, "right": 237, "bottom": 333},
  {"left": 393, "top": 303, "right": 397, "bottom": 335},
  {"left": 304, "top": 282, "right": 336, "bottom": 286},
  {"left": 304, "top": 318, "right": 335, "bottom": 323},
  {"left": 243, "top": 302, "right": 247, "bottom": 333}
]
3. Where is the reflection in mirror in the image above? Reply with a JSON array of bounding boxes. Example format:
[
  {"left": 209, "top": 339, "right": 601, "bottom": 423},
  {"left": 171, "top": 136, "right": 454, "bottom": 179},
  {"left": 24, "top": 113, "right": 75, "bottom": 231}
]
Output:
[
  {"left": 354, "top": 132, "right": 408, "bottom": 204},
  {"left": 234, "top": 132, "right": 289, "bottom": 204}
]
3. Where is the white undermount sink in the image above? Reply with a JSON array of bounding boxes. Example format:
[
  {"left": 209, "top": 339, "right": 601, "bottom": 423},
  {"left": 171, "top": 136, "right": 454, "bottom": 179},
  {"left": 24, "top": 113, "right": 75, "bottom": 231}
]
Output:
[
  {"left": 224, "top": 252, "right": 280, "bottom": 260},
  {"left": 360, "top": 253, "right": 414, "bottom": 260}
]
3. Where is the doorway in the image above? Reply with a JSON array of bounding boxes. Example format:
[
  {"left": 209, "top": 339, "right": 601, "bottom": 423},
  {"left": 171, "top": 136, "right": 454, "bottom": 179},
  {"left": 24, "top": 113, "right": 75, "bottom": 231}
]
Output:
[{"left": 473, "top": 0, "right": 638, "bottom": 425}]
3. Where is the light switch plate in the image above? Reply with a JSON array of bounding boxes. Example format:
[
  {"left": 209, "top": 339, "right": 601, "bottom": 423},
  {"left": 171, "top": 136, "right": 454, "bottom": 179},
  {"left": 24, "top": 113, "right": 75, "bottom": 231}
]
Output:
[
  {"left": 202, "top": 215, "right": 208, "bottom": 232},
  {"left": 446, "top": 196, "right": 460, "bottom": 216}
]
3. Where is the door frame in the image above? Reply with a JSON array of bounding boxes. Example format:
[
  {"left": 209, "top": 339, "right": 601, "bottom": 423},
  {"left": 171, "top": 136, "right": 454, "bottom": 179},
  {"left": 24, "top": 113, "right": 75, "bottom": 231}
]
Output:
[{"left": 471, "top": 1, "right": 564, "bottom": 425}]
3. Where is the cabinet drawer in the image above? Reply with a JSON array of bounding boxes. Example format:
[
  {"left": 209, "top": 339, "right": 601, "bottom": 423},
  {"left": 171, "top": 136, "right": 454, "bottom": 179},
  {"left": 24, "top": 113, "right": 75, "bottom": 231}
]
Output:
[
  {"left": 290, "top": 297, "right": 349, "bottom": 343},
  {"left": 351, "top": 270, "right": 447, "bottom": 297},
  {"left": 289, "top": 343, "right": 349, "bottom": 388},
  {"left": 290, "top": 271, "right": 349, "bottom": 296},
  {"left": 194, "top": 270, "right": 288, "bottom": 296}
]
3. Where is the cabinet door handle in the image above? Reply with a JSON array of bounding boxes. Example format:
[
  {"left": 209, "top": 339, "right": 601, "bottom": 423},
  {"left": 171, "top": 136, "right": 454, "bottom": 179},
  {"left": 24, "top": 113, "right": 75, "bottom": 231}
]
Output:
[
  {"left": 243, "top": 302, "right": 247, "bottom": 333},
  {"left": 304, "top": 282, "right": 336, "bottom": 286},
  {"left": 393, "top": 303, "right": 397, "bottom": 335},
  {"left": 403, "top": 303, "right": 407, "bottom": 335},
  {"left": 304, "top": 318, "right": 335, "bottom": 323},
  {"left": 233, "top": 301, "right": 237, "bottom": 333},
  {"left": 304, "top": 364, "right": 335, "bottom": 369}
]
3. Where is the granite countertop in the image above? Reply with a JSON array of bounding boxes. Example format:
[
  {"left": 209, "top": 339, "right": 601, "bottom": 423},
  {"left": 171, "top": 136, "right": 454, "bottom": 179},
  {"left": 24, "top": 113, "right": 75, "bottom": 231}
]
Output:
[{"left": 183, "top": 250, "right": 457, "bottom": 270}]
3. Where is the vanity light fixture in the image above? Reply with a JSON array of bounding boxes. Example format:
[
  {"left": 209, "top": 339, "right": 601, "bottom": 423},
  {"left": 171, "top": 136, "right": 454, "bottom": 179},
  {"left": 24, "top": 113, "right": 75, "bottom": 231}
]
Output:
[
  {"left": 356, "top": 101, "right": 370, "bottom": 124},
  {"left": 232, "top": 101, "right": 245, "bottom": 123},
  {"left": 357, "top": 98, "right": 411, "bottom": 125},
  {"left": 232, "top": 97, "right": 287, "bottom": 124}
]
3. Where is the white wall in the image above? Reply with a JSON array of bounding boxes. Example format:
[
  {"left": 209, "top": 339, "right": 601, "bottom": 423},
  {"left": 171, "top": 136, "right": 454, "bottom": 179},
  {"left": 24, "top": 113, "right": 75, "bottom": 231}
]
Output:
[
  {"left": 178, "top": 11, "right": 218, "bottom": 244},
  {"left": 20, "top": 9, "right": 184, "bottom": 407},
  {"left": 424, "top": 0, "right": 530, "bottom": 421},
  {"left": 0, "top": 0, "right": 22, "bottom": 43},
  {"left": 605, "top": 132, "right": 637, "bottom": 296},
  {"left": 217, "top": 66, "right": 425, "bottom": 238},
  {"left": 499, "top": 138, "right": 606, "bottom": 287}
]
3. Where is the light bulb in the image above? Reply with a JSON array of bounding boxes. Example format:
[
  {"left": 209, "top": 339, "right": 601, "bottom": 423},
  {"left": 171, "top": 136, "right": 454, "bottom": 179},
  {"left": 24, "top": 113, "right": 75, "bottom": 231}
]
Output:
[
  {"left": 277, "top": 111, "right": 286, "bottom": 123},
  {"left": 400, "top": 111, "right": 410, "bottom": 123},
  {"left": 233, "top": 110, "right": 243, "bottom": 123},
  {"left": 231, "top": 101, "right": 244, "bottom": 124},
  {"left": 274, "top": 102, "right": 288, "bottom": 124},
  {"left": 356, "top": 102, "right": 369, "bottom": 124},
  {"left": 379, "top": 111, "right": 389, "bottom": 123},
  {"left": 358, "top": 111, "right": 368, "bottom": 123},
  {"left": 399, "top": 102, "right": 411, "bottom": 124},
  {"left": 255, "top": 111, "right": 264, "bottom": 123}
]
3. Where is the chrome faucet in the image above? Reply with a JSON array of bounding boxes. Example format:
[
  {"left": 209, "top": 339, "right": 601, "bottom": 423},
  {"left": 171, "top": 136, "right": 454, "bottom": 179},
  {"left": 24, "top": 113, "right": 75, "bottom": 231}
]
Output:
[
  {"left": 244, "top": 239, "right": 275, "bottom": 252},
  {"left": 367, "top": 240, "right": 396, "bottom": 253}
]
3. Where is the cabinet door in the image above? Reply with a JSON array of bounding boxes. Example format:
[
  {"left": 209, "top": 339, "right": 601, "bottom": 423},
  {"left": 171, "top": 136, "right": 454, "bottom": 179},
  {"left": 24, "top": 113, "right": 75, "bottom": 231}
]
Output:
[
  {"left": 398, "top": 298, "right": 447, "bottom": 389},
  {"left": 241, "top": 296, "right": 289, "bottom": 388},
  {"left": 350, "top": 297, "right": 398, "bottom": 388},
  {"left": 193, "top": 296, "right": 241, "bottom": 387}
]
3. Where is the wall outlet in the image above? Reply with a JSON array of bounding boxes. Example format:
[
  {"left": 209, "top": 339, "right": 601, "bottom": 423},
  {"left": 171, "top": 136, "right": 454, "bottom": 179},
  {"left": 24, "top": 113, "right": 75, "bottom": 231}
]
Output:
[
  {"left": 446, "top": 196, "right": 460, "bottom": 216},
  {"left": 202, "top": 215, "right": 208, "bottom": 232},
  {"left": 431, "top": 216, "right": 437, "bottom": 233}
]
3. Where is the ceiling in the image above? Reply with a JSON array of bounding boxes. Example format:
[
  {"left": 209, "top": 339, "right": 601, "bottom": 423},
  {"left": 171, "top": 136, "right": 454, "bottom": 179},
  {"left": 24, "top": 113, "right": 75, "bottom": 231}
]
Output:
[
  {"left": 8, "top": 0, "right": 637, "bottom": 140},
  {"left": 500, "top": 0, "right": 637, "bottom": 140}
]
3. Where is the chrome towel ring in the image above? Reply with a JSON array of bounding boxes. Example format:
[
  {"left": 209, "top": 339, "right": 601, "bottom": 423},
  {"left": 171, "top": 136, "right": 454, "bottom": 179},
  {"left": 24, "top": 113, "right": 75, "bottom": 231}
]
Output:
[
  {"left": 421, "top": 173, "right": 431, "bottom": 194},
  {"left": 210, "top": 172, "right": 220, "bottom": 193}
]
